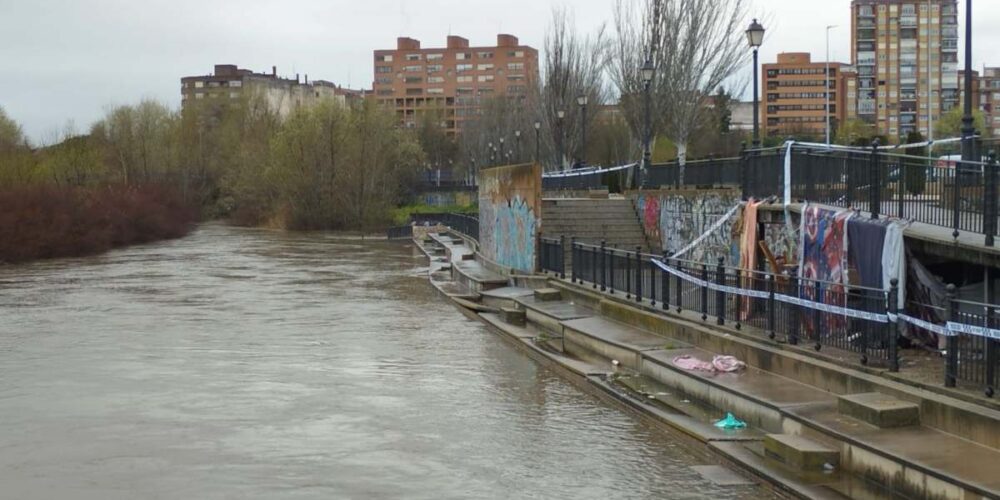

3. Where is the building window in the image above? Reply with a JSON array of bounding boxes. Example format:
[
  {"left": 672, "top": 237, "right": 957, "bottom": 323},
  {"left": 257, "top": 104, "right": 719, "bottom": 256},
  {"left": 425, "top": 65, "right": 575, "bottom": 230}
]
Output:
[
  {"left": 376, "top": 77, "right": 392, "bottom": 85},
  {"left": 376, "top": 66, "right": 393, "bottom": 74},
  {"left": 456, "top": 64, "right": 473, "bottom": 72},
  {"left": 229, "top": 92, "right": 240, "bottom": 99},
  {"left": 230, "top": 81, "right": 242, "bottom": 88},
  {"left": 404, "top": 65, "right": 422, "bottom": 73},
  {"left": 376, "top": 55, "right": 394, "bottom": 62},
  {"left": 426, "top": 64, "right": 443, "bottom": 73},
  {"left": 427, "top": 76, "right": 445, "bottom": 84},
  {"left": 477, "top": 51, "right": 494, "bottom": 59},
  {"left": 194, "top": 81, "right": 204, "bottom": 88},
  {"left": 477, "top": 64, "right": 494, "bottom": 71},
  {"left": 478, "top": 75, "right": 495, "bottom": 82},
  {"left": 404, "top": 76, "right": 423, "bottom": 84},
  {"left": 195, "top": 92, "right": 204, "bottom": 99},
  {"left": 456, "top": 53, "right": 471, "bottom": 60},
  {"left": 427, "top": 88, "right": 444, "bottom": 94},
  {"left": 457, "top": 76, "right": 473, "bottom": 83},
  {"left": 427, "top": 53, "right": 444, "bottom": 61},
  {"left": 507, "top": 62, "right": 524, "bottom": 71},
  {"left": 406, "top": 54, "right": 422, "bottom": 61},
  {"left": 507, "top": 50, "right": 524, "bottom": 58}
]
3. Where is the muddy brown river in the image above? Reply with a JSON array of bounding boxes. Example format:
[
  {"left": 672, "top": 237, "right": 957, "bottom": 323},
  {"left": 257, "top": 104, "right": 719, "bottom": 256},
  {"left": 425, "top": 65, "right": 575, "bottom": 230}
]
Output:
[{"left": 0, "top": 224, "right": 779, "bottom": 499}]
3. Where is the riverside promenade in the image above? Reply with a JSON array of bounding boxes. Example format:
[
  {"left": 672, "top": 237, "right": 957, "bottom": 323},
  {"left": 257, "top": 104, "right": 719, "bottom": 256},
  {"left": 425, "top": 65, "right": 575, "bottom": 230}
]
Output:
[{"left": 409, "top": 226, "right": 1000, "bottom": 500}]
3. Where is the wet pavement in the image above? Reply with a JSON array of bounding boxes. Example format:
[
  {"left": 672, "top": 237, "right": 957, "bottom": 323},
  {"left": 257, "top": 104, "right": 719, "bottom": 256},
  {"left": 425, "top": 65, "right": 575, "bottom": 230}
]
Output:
[{"left": 0, "top": 224, "right": 779, "bottom": 499}]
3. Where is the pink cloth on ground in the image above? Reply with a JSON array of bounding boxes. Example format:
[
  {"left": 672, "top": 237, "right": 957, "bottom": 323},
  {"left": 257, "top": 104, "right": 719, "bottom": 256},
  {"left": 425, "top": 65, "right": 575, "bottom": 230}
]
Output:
[{"left": 673, "top": 355, "right": 747, "bottom": 373}]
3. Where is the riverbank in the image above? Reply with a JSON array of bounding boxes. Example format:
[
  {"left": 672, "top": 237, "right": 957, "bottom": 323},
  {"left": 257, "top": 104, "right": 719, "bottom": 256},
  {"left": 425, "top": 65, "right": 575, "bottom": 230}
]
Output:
[
  {"left": 0, "top": 184, "right": 197, "bottom": 264},
  {"left": 412, "top": 230, "right": 1000, "bottom": 500}
]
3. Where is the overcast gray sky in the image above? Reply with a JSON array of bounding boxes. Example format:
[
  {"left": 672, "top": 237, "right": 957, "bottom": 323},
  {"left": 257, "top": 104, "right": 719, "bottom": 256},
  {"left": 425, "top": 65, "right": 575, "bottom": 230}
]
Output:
[{"left": 1, "top": 0, "right": 998, "bottom": 143}]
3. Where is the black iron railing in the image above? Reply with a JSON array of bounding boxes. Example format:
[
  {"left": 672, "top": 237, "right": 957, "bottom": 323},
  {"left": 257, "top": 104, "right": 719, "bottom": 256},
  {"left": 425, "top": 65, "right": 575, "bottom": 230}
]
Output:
[
  {"left": 644, "top": 156, "right": 743, "bottom": 189},
  {"left": 540, "top": 239, "right": 899, "bottom": 369},
  {"left": 540, "top": 237, "right": 566, "bottom": 279},
  {"left": 386, "top": 225, "right": 413, "bottom": 240},
  {"left": 409, "top": 213, "right": 480, "bottom": 242}
]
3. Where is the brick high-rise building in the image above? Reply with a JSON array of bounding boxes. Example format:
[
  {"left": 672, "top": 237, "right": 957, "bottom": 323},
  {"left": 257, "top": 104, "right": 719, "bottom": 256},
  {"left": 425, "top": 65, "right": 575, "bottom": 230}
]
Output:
[
  {"left": 762, "top": 53, "right": 849, "bottom": 139},
  {"left": 980, "top": 68, "right": 1000, "bottom": 138},
  {"left": 850, "top": 0, "right": 960, "bottom": 141},
  {"left": 372, "top": 35, "right": 539, "bottom": 135}
]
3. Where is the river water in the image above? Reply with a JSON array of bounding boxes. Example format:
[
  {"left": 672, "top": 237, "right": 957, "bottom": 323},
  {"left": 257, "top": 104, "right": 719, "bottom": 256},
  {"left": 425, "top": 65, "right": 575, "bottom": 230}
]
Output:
[{"left": 0, "top": 224, "right": 778, "bottom": 499}]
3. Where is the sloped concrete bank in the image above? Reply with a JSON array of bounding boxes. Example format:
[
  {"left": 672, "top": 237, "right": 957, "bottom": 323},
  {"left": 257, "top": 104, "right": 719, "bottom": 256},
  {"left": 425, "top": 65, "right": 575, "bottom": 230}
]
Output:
[{"left": 410, "top": 231, "right": 1000, "bottom": 500}]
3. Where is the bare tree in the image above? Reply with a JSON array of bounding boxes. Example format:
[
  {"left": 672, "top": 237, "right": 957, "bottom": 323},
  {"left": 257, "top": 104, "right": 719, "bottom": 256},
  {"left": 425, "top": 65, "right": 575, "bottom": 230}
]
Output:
[
  {"left": 611, "top": 0, "right": 751, "bottom": 180},
  {"left": 541, "top": 7, "right": 609, "bottom": 170}
]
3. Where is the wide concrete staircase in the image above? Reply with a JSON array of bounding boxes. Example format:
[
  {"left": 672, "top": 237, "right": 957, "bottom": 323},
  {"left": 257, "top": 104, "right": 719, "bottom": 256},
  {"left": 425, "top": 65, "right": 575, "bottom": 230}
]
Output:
[{"left": 542, "top": 198, "right": 653, "bottom": 252}]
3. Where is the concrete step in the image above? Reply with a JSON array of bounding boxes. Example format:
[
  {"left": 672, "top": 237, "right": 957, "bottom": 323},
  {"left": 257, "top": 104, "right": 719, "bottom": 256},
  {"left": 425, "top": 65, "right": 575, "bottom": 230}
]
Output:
[
  {"left": 513, "top": 296, "right": 594, "bottom": 333},
  {"left": 480, "top": 287, "right": 535, "bottom": 309},
  {"left": 534, "top": 288, "right": 562, "bottom": 302},
  {"left": 837, "top": 393, "right": 921, "bottom": 428},
  {"left": 763, "top": 434, "right": 840, "bottom": 472},
  {"left": 500, "top": 307, "right": 526, "bottom": 327}
]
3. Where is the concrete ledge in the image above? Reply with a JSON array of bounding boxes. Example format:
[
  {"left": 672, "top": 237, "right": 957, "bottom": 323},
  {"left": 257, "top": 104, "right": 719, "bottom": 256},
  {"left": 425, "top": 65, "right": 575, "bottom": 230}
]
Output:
[
  {"left": 501, "top": 307, "right": 526, "bottom": 327},
  {"left": 534, "top": 288, "right": 562, "bottom": 302},
  {"left": 838, "top": 393, "right": 920, "bottom": 428},
  {"left": 764, "top": 434, "right": 839, "bottom": 471}
]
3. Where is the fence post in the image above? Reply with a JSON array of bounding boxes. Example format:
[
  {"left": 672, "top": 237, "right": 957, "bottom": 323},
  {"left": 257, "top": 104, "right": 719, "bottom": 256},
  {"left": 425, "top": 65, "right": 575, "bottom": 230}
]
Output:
[
  {"left": 624, "top": 249, "right": 632, "bottom": 299},
  {"left": 767, "top": 274, "right": 776, "bottom": 340},
  {"left": 675, "top": 259, "right": 683, "bottom": 313},
  {"left": 716, "top": 257, "right": 726, "bottom": 326},
  {"left": 789, "top": 274, "right": 800, "bottom": 346},
  {"left": 952, "top": 154, "right": 962, "bottom": 240},
  {"left": 597, "top": 240, "right": 604, "bottom": 291},
  {"left": 661, "top": 251, "right": 669, "bottom": 310},
  {"left": 608, "top": 245, "right": 615, "bottom": 295},
  {"left": 571, "top": 237, "right": 578, "bottom": 283},
  {"left": 870, "top": 139, "right": 881, "bottom": 220},
  {"left": 897, "top": 158, "right": 905, "bottom": 219},
  {"left": 985, "top": 152, "right": 997, "bottom": 247},
  {"left": 813, "top": 280, "right": 823, "bottom": 352},
  {"left": 701, "top": 264, "right": 709, "bottom": 321},
  {"left": 845, "top": 153, "right": 854, "bottom": 206},
  {"left": 559, "top": 236, "right": 566, "bottom": 279},
  {"left": 635, "top": 246, "right": 643, "bottom": 304},
  {"left": 945, "top": 284, "right": 958, "bottom": 388},
  {"left": 888, "top": 279, "right": 901, "bottom": 373},
  {"left": 739, "top": 142, "right": 749, "bottom": 200}
]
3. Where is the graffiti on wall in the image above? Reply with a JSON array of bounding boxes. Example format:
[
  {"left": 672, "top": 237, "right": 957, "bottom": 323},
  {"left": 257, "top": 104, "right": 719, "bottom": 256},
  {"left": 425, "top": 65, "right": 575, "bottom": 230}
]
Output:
[
  {"left": 633, "top": 191, "right": 741, "bottom": 265},
  {"left": 479, "top": 164, "right": 542, "bottom": 272}
]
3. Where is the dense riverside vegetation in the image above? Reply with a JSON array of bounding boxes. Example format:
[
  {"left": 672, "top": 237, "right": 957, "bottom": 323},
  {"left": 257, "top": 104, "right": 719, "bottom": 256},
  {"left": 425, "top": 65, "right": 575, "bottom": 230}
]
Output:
[{"left": 0, "top": 96, "right": 424, "bottom": 262}]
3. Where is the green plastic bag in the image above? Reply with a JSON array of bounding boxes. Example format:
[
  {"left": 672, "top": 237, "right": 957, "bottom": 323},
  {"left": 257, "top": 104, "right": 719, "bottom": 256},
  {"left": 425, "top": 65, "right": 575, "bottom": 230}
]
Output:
[{"left": 714, "top": 412, "right": 747, "bottom": 430}]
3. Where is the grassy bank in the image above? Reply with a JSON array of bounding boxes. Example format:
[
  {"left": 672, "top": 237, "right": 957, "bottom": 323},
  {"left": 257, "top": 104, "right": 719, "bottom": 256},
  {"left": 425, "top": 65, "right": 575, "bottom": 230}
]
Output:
[{"left": 0, "top": 184, "right": 198, "bottom": 264}]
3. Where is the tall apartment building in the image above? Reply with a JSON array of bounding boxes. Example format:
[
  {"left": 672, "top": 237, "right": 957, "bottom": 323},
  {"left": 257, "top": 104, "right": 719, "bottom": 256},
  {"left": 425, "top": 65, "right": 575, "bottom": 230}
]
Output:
[
  {"left": 762, "top": 53, "right": 849, "bottom": 138},
  {"left": 850, "top": 0, "right": 960, "bottom": 141},
  {"left": 980, "top": 68, "right": 1000, "bottom": 137},
  {"left": 181, "top": 65, "right": 362, "bottom": 117},
  {"left": 372, "top": 35, "right": 539, "bottom": 135}
]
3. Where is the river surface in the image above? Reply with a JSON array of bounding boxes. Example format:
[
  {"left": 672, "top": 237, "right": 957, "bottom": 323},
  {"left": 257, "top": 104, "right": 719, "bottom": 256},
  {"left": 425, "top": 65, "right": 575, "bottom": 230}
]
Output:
[{"left": 0, "top": 224, "right": 778, "bottom": 499}]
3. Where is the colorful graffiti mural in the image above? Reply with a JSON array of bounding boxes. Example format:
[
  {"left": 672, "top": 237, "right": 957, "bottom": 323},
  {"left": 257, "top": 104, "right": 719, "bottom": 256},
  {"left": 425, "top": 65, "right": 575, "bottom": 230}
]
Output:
[
  {"left": 633, "top": 191, "right": 741, "bottom": 265},
  {"left": 479, "top": 164, "right": 542, "bottom": 273}
]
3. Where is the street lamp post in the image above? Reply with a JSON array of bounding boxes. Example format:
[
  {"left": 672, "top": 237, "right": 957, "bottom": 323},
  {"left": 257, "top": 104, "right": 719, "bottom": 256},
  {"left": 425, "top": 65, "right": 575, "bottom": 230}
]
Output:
[
  {"left": 641, "top": 59, "right": 656, "bottom": 188},
  {"left": 488, "top": 142, "right": 494, "bottom": 167},
  {"left": 577, "top": 95, "right": 589, "bottom": 167},
  {"left": 556, "top": 109, "right": 566, "bottom": 170},
  {"left": 746, "top": 19, "right": 766, "bottom": 149},
  {"left": 514, "top": 130, "right": 522, "bottom": 163},
  {"left": 534, "top": 121, "right": 542, "bottom": 165},
  {"left": 499, "top": 137, "right": 506, "bottom": 166},
  {"left": 826, "top": 25, "right": 837, "bottom": 147},
  {"left": 961, "top": 0, "right": 975, "bottom": 163}
]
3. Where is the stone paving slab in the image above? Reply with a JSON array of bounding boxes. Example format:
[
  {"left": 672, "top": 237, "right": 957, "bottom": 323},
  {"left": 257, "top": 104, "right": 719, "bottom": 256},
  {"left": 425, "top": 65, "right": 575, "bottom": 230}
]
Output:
[
  {"left": 453, "top": 260, "right": 508, "bottom": 284},
  {"left": 480, "top": 287, "right": 535, "bottom": 300},
  {"left": 562, "top": 316, "right": 680, "bottom": 352},
  {"left": 515, "top": 296, "right": 594, "bottom": 321},
  {"left": 643, "top": 348, "right": 837, "bottom": 409},
  {"left": 789, "top": 403, "right": 1000, "bottom": 494}
]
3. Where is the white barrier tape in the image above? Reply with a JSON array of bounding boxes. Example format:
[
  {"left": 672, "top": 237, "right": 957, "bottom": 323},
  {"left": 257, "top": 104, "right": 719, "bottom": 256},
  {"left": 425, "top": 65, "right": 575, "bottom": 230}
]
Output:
[
  {"left": 670, "top": 203, "right": 743, "bottom": 260},
  {"left": 946, "top": 322, "right": 1000, "bottom": 340},
  {"left": 543, "top": 163, "right": 637, "bottom": 179},
  {"left": 887, "top": 313, "right": 956, "bottom": 337},
  {"left": 652, "top": 259, "right": 888, "bottom": 323}
]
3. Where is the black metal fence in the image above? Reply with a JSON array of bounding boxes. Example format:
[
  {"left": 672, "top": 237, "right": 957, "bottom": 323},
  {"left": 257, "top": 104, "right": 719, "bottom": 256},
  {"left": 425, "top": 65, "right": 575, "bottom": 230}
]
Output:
[
  {"left": 408, "top": 213, "right": 480, "bottom": 242},
  {"left": 540, "top": 237, "right": 566, "bottom": 279},
  {"left": 537, "top": 237, "right": 1000, "bottom": 396},
  {"left": 545, "top": 240, "right": 899, "bottom": 368},
  {"left": 742, "top": 144, "right": 1000, "bottom": 245},
  {"left": 644, "top": 156, "right": 743, "bottom": 189}
]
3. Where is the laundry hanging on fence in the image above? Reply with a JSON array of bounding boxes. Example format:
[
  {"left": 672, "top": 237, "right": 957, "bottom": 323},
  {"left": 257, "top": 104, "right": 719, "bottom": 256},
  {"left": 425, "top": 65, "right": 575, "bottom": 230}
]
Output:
[
  {"left": 672, "top": 355, "right": 747, "bottom": 373},
  {"left": 883, "top": 222, "right": 907, "bottom": 310},
  {"left": 846, "top": 217, "right": 890, "bottom": 290},
  {"left": 798, "top": 206, "right": 854, "bottom": 335},
  {"left": 739, "top": 200, "right": 764, "bottom": 321}
]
